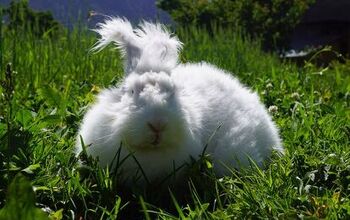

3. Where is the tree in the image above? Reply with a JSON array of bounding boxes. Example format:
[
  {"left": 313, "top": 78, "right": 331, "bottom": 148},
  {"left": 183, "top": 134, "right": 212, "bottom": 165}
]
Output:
[
  {"left": 157, "top": 0, "right": 315, "bottom": 51},
  {"left": 2, "top": 0, "right": 61, "bottom": 37}
]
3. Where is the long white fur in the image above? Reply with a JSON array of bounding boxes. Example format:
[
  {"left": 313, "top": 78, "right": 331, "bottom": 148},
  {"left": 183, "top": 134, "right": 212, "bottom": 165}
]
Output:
[
  {"left": 91, "top": 17, "right": 141, "bottom": 73},
  {"left": 92, "top": 17, "right": 182, "bottom": 74},
  {"left": 77, "top": 17, "right": 284, "bottom": 184}
]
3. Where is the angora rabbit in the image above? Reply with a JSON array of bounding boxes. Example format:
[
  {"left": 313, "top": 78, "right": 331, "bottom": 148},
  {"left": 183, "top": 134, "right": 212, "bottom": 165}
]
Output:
[{"left": 76, "top": 17, "right": 284, "bottom": 184}]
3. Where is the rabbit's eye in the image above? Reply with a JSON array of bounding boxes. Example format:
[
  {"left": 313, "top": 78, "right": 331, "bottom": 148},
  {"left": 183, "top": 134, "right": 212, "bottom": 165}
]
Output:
[{"left": 131, "top": 90, "right": 134, "bottom": 94}]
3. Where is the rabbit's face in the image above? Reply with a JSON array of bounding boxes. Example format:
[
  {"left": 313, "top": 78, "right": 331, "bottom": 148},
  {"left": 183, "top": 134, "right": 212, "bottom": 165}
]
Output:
[{"left": 112, "top": 72, "right": 188, "bottom": 151}]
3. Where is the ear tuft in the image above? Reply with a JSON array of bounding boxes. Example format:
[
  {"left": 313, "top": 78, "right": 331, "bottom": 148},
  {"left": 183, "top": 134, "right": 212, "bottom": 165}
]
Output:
[
  {"left": 134, "top": 21, "right": 183, "bottom": 73},
  {"left": 91, "top": 17, "right": 142, "bottom": 73},
  {"left": 91, "top": 17, "right": 183, "bottom": 74}
]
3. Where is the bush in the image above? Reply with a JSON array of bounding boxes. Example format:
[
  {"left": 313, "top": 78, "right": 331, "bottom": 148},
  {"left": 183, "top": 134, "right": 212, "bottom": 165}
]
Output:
[{"left": 157, "top": 0, "right": 315, "bottom": 50}]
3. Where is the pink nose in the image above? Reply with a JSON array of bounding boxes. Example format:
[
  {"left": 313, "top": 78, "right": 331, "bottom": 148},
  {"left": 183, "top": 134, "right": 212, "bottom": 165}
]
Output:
[
  {"left": 147, "top": 121, "right": 167, "bottom": 133},
  {"left": 147, "top": 121, "right": 167, "bottom": 145}
]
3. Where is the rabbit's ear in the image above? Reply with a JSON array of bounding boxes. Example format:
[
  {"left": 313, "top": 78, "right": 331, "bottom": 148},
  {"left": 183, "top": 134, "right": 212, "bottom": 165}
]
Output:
[
  {"left": 134, "top": 21, "right": 183, "bottom": 73},
  {"left": 91, "top": 17, "right": 142, "bottom": 73}
]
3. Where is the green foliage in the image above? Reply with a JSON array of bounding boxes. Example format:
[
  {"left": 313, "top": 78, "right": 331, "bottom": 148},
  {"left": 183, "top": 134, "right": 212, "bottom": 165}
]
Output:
[
  {"left": 157, "top": 0, "right": 316, "bottom": 50},
  {"left": 2, "top": 0, "right": 61, "bottom": 37},
  {"left": 0, "top": 23, "right": 349, "bottom": 219},
  {"left": 0, "top": 173, "right": 49, "bottom": 220}
]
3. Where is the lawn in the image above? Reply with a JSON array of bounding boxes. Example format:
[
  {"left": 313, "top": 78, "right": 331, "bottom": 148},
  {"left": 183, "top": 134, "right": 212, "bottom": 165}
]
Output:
[{"left": 0, "top": 25, "right": 349, "bottom": 219}]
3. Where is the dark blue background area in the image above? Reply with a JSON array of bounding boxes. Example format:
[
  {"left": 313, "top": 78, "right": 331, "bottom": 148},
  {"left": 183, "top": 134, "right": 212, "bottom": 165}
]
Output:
[{"left": 0, "top": 0, "right": 172, "bottom": 28}]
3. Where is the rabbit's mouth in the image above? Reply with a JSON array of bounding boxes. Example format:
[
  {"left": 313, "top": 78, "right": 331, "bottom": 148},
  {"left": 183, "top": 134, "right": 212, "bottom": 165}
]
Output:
[
  {"left": 146, "top": 121, "right": 166, "bottom": 146},
  {"left": 150, "top": 133, "right": 161, "bottom": 145},
  {"left": 140, "top": 134, "right": 162, "bottom": 149},
  {"left": 129, "top": 134, "right": 163, "bottom": 151}
]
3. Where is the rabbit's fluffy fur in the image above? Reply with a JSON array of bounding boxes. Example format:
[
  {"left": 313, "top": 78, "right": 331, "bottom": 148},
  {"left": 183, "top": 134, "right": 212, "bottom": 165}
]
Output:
[{"left": 76, "top": 17, "right": 284, "bottom": 184}]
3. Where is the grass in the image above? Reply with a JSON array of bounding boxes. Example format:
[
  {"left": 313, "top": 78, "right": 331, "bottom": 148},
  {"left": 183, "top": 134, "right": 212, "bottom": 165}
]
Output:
[{"left": 0, "top": 24, "right": 349, "bottom": 219}]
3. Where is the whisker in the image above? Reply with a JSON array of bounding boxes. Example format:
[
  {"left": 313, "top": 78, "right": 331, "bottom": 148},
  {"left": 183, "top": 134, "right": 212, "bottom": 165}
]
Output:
[{"left": 94, "top": 132, "right": 116, "bottom": 141}]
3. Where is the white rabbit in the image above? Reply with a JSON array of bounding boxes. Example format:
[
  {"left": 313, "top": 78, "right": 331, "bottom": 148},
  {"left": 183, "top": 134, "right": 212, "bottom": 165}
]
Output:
[{"left": 76, "top": 17, "right": 284, "bottom": 184}]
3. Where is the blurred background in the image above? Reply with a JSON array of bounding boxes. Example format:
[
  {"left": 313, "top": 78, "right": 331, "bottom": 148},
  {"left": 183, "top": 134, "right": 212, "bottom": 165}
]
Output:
[{"left": 1, "top": 0, "right": 350, "bottom": 60}]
